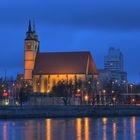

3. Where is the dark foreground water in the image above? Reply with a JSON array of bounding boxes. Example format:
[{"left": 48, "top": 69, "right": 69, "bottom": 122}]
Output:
[{"left": 0, "top": 117, "right": 139, "bottom": 140}]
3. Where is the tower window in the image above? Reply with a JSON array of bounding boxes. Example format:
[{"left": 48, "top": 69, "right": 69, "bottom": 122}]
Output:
[{"left": 26, "top": 45, "right": 31, "bottom": 50}]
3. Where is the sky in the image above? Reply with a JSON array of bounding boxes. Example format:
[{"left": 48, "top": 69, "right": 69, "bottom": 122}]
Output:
[{"left": 0, "top": 0, "right": 140, "bottom": 82}]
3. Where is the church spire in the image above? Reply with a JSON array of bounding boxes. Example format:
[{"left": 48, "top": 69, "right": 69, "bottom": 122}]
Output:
[
  {"left": 25, "top": 19, "right": 39, "bottom": 41},
  {"left": 32, "top": 19, "right": 39, "bottom": 41},
  {"left": 25, "top": 20, "right": 34, "bottom": 40},
  {"left": 28, "top": 20, "right": 32, "bottom": 32},
  {"left": 33, "top": 19, "right": 36, "bottom": 32}
]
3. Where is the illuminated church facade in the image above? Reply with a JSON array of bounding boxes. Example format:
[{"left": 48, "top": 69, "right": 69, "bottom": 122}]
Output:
[{"left": 24, "top": 21, "right": 98, "bottom": 93}]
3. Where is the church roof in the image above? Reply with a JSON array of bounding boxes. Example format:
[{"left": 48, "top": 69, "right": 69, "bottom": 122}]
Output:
[{"left": 33, "top": 51, "right": 98, "bottom": 75}]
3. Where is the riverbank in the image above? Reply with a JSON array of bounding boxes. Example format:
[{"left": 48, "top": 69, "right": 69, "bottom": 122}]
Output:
[{"left": 0, "top": 105, "right": 140, "bottom": 119}]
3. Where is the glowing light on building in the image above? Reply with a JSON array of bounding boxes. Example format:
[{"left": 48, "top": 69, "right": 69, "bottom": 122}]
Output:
[
  {"left": 88, "top": 81, "right": 91, "bottom": 84},
  {"left": 4, "top": 101, "right": 9, "bottom": 106},
  {"left": 3, "top": 92, "right": 9, "bottom": 97},
  {"left": 77, "top": 88, "right": 80, "bottom": 93},
  {"left": 102, "top": 90, "right": 106, "bottom": 94},
  {"left": 113, "top": 97, "right": 116, "bottom": 102},
  {"left": 132, "top": 98, "right": 135, "bottom": 102},
  {"left": 75, "top": 93, "right": 81, "bottom": 97},
  {"left": 84, "top": 95, "right": 88, "bottom": 102}
]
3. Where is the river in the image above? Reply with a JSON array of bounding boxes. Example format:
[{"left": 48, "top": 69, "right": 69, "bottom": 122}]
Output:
[{"left": 0, "top": 117, "right": 139, "bottom": 140}]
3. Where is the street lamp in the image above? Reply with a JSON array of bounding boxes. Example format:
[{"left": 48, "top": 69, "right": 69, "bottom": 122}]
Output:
[
  {"left": 102, "top": 90, "right": 106, "bottom": 105},
  {"left": 130, "top": 84, "right": 133, "bottom": 93},
  {"left": 84, "top": 95, "right": 88, "bottom": 100},
  {"left": 88, "top": 81, "right": 91, "bottom": 85},
  {"left": 3, "top": 89, "right": 6, "bottom": 93},
  {"left": 84, "top": 95, "right": 88, "bottom": 104},
  {"left": 77, "top": 88, "right": 80, "bottom": 93},
  {"left": 96, "top": 81, "right": 100, "bottom": 105},
  {"left": 112, "top": 90, "right": 115, "bottom": 94},
  {"left": 103, "top": 90, "right": 106, "bottom": 94},
  {"left": 123, "top": 80, "right": 128, "bottom": 93},
  {"left": 131, "top": 98, "right": 135, "bottom": 105},
  {"left": 113, "top": 97, "right": 116, "bottom": 105}
]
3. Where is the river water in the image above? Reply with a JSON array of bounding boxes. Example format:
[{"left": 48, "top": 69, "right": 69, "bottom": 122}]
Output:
[{"left": 0, "top": 117, "right": 139, "bottom": 140}]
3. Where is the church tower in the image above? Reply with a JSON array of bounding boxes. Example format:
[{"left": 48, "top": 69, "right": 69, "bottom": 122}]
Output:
[{"left": 24, "top": 20, "right": 39, "bottom": 81}]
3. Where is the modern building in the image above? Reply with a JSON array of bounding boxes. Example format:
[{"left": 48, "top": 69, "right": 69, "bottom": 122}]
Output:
[
  {"left": 98, "top": 69, "right": 112, "bottom": 86},
  {"left": 104, "top": 47, "right": 124, "bottom": 71},
  {"left": 111, "top": 71, "right": 127, "bottom": 83},
  {"left": 24, "top": 21, "right": 98, "bottom": 93},
  {"left": 99, "top": 47, "right": 127, "bottom": 84}
]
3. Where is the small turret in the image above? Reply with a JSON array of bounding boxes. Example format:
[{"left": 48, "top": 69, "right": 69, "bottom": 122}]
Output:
[
  {"left": 28, "top": 20, "right": 32, "bottom": 32},
  {"left": 32, "top": 20, "right": 39, "bottom": 41}
]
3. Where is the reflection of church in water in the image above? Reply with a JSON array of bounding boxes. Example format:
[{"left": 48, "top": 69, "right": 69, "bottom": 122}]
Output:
[{"left": 24, "top": 21, "right": 98, "bottom": 93}]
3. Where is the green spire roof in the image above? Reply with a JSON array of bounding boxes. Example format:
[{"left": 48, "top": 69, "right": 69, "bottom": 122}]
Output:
[{"left": 25, "top": 20, "right": 39, "bottom": 41}]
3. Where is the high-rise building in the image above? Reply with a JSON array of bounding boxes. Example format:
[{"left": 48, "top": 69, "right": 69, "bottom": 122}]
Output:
[
  {"left": 104, "top": 47, "right": 123, "bottom": 71},
  {"left": 100, "top": 47, "right": 127, "bottom": 84}
]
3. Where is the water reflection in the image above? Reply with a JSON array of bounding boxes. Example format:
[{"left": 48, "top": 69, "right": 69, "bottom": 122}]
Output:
[
  {"left": 131, "top": 116, "right": 136, "bottom": 140},
  {"left": 102, "top": 117, "right": 107, "bottom": 125},
  {"left": 3, "top": 123, "right": 7, "bottom": 140},
  {"left": 24, "top": 120, "right": 36, "bottom": 140},
  {"left": 113, "top": 121, "right": 117, "bottom": 140},
  {"left": 84, "top": 118, "right": 89, "bottom": 140},
  {"left": 0, "top": 117, "right": 139, "bottom": 140},
  {"left": 76, "top": 118, "right": 82, "bottom": 140},
  {"left": 123, "top": 118, "right": 127, "bottom": 140},
  {"left": 102, "top": 117, "right": 107, "bottom": 140},
  {"left": 46, "top": 119, "right": 52, "bottom": 140}
]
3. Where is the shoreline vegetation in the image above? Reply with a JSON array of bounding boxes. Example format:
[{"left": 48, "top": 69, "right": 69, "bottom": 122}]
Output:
[{"left": 0, "top": 105, "right": 140, "bottom": 119}]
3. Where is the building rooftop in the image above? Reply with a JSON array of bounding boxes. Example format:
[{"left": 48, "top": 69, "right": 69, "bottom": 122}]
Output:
[{"left": 33, "top": 51, "right": 97, "bottom": 75}]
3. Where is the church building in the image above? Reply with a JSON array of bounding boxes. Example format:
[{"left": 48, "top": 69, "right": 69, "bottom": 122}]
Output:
[{"left": 24, "top": 21, "right": 98, "bottom": 93}]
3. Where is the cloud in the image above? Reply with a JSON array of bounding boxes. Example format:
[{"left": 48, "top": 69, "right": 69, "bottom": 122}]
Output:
[{"left": 0, "top": 0, "right": 140, "bottom": 30}]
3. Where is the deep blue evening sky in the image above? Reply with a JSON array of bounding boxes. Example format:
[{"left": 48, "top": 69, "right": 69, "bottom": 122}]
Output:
[{"left": 0, "top": 0, "right": 140, "bottom": 82}]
